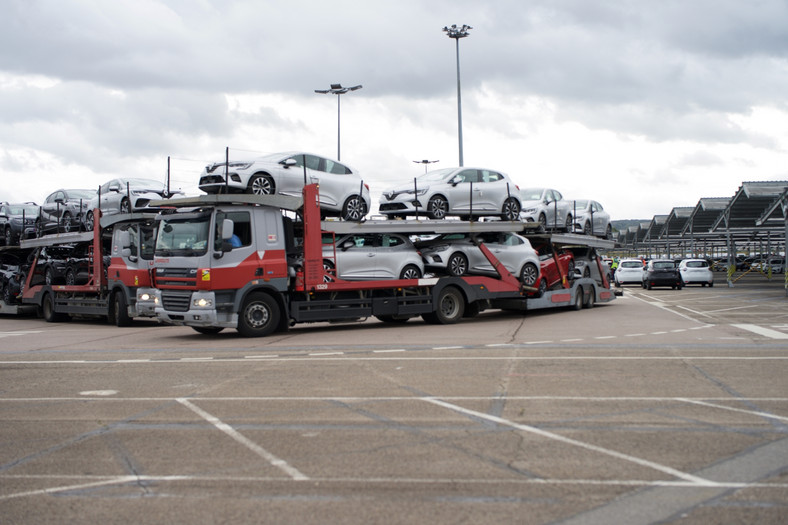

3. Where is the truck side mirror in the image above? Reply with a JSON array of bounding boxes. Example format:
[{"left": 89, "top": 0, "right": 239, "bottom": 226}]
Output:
[
  {"left": 221, "top": 219, "right": 234, "bottom": 240},
  {"left": 117, "top": 230, "right": 131, "bottom": 249}
]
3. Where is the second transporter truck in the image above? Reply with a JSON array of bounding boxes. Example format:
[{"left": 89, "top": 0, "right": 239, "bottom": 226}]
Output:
[{"left": 145, "top": 183, "right": 615, "bottom": 337}]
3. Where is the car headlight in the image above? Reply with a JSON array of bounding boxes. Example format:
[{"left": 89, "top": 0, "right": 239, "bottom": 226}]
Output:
[
  {"left": 406, "top": 188, "right": 428, "bottom": 196},
  {"left": 522, "top": 207, "right": 536, "bottom": 213}
]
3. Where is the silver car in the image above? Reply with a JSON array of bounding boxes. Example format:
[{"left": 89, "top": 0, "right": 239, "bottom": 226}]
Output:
[
  {"left": 571, "top": 199, "right": 612, "bottom": 238},
  {"left": 379, "top": 167, "right": 521, "bottom": 220},
  {"left": 678, "top": 259, "right": 714, "bottom": 286},
  {"left": 85, "top": 178, "right": 173, "bottom": 230},
  {"left": 519, "top": 188, "right": 574, "bottom": 230},
  {"left": 199, "top": 151, "right": 370, "bottom": 221},
  {"left": 39, "top": 188, "right": 96, "bottom": 234},
  {"left": 322, "top": 233, "right": 424, "bottom": 281},
  {"left": 417, "top": 232, "right": 540, "bottom": 286}
]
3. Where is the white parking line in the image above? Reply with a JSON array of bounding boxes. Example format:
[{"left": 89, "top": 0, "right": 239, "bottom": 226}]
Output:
[
  {"left": 177, "top": 398, "right": 308, "bottom": 481},
  {"left": 678, "top": 398, "right": 788, "bottom": 422},
  {"left": 423, "top": 397, "right": 715, "bottom": 485},
  {"left": 732, "top": 324, "right": 788, "bottom": 339}
]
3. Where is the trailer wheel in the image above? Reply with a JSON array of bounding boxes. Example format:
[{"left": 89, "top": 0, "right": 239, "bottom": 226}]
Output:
[
  {"left": 447, "top": 253, "right": 468, "bottom": 276},
  {"left": 571, "top": 288, "right": 584, "bottom": 311},
  {"left": 192, "top": 327, "right": 225, "bottom": 335},
  {"left": 423, "top": 286, "right": 464, "bottom": 325},
  {"left": 584, "top": 287, "right": 595, "bottom": 309},
  {"left": 42, "top": 293, "right": 67, "bottom": 322},
  {"left": 113, "top": 291, "right": 132, "bottom": 327},
  {"left": 238, "top": 292, "right": 280, "bottom": 337}
]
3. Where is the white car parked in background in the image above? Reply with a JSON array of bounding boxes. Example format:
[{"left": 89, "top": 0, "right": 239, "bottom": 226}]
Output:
[
  {"left": 519, "top": 188, "right": 574, "bottom": 231},
  {"left": 198, "top": 151, "right": 370, "bottom": 221},
  {"left": 678, "top": 258, "right": 714, "bottom": 286},
  {"left": 614, "top": 258, "right": 645, "bottom": 286},
  {"left": 379, "top": 167, "right": 521, "bottom": 220}
]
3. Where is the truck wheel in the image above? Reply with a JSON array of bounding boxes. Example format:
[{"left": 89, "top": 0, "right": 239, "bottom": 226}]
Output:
[
  {"left": 248, "top": 174, "right": 275, "bottom": 195},
  {"left": 376, "top": 315, "right": 410, "bottom": 323},
  {"left": 192, "top": 327, "right": 225, "bottom": 334},
  {"left": 238, "top": 292, "right": 280, "bottom": 337},
  {"left": 447, "top": 253, "right": 468, "bottom": 276},
  {"left": 341, "top": 195, "right": 367, "bottom": 222},
  {"left": 423, "top": 286, "right": 464, "bottom": 325},
  {"left": 113, "top": 291, "right": 132, "bottom": 327},
  {"left": 427, "top": 196, "right": 448, "bottom": 219},
  {"left": 571, "top": 288, "right": 584, "bottom": 311},
  {"left": 42, "top": 293, "right": 67, "bottom": 322},
  {"left": 584, "top": 287, "right": 595, "bottom": 308}
]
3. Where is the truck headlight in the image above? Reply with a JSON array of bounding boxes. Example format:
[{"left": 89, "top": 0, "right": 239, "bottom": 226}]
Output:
[{"left": 193, "top": 297, "right": 213, "bottom": 308}]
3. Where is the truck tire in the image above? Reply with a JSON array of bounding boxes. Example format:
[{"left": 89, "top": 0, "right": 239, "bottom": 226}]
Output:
[
  {"left": 584, "top": 287, "right": 595, "bottom": 308},
  {"left": 42, "top": 293, "right": 68, "bottom": 322},
  {"left": 192, "top": 327, "right": 225, "bottom": 334},
  {"left": 113, "top": 291, "right": 132, "bottom": 327},
  {"left": 571, "top": 288, "right": 584, "bottom": 311},
  {"left": 238, "top": 292, "right": 280, "bottom": 337},
  {"left": 422, "top": 286, "right": 464, "bottom": 325}
]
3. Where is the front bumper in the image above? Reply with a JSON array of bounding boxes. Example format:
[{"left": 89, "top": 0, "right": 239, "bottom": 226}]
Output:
[{"left": 153, "top": 289, "right": 238, "bottom": 328}]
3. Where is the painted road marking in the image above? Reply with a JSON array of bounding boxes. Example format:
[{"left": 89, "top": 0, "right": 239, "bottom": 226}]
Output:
[
  {"left": 733, "top": 323, "right": 788, "bottom": 339},
  {"left": 0, "top": 330, "right": 43, "bottom": 339},
  {"left": 177, "top": 398, "right": 308, "bottom": 481}
]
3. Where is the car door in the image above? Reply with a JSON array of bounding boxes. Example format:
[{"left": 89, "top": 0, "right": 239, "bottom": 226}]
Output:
[
  {"left": 311, "top": 156, "right": 357, "bottom": 209},
  {"left": 445, "top": 169, "right": 482, "bottom": 214},
  {"left": 278, "top": 154, "right": 320, "bottom": 199},
  {"left": 41, "top": 191, "right": 67, "bottom": 229},
  {"left": 591, "top": 201, "right": 607, "bottom": 232},
  {"left": 99, "top": 180, "right": 121, "bottom": 213},
  {"left": 542, "top": 189, "right": 564, "bottom": 228},
  {"left": 335, "top": 234, "right": 379, "bottom": 280}
]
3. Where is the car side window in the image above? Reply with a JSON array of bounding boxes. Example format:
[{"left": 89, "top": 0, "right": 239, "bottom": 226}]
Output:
[
  {"left": 324, "top": 159, "right": 350, "bottom": 175},
  {"left": 480, "top": 170, "right": 502, "bottom": 183},
  {"left": 458, "top": 170, "right": 479, "bottom": 183},
  {"left": 380, "top": 235, "right": 403, "bottom": 248}
]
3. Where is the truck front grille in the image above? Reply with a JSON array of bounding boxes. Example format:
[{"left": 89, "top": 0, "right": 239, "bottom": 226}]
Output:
[{"left": 161, "top": 290, "right": 192, "bottom": 312}]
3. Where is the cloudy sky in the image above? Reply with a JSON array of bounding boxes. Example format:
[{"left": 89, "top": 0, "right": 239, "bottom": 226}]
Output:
[{"left": 2, "top": 0, "right": 787, "bottom": 220}]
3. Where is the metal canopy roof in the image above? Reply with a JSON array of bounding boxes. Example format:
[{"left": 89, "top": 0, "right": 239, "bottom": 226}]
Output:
[
  {"left": 680, "top": 198, "right": 731, "bottom": 235},
  {"left": 659, "top": 207, "right": 694, "bottom": 238},
  {"left": 710, "top": 181, "right": 788, "bottom": 231}
]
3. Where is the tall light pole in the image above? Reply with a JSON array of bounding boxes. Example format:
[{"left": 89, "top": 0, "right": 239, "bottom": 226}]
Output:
[
  {"left": 315, "top": 83, "right": 362, "bottom": 161},
  {"left": 413, "top": 159, "right": 439, "bottom": 173},
  {"left": 443, "top": 24, "right": 472, "bottom": 167}
]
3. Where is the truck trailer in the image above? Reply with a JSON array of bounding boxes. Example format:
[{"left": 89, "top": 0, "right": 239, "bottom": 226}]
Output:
[{"left": 145, "top": 184, "right": 616, "bottom": 337}]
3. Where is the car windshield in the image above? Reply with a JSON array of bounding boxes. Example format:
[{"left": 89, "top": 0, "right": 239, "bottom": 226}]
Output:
[
  {"left": 520, "top": 188, "right": 545, "bottom": 200},
  {"left": 686, "top": 260, "right": 708, "bottom": 268},
  {"left": 155, "top": 216, "right": 210, "bottom": 256},
  {"left": 573, "top": 200, "right": 589, "bottom": 209},
  {"left": 7, "top": 205, "right": 39, "bottom": 215},
  {"left": 420, "top": 168, "right": 460, "bottom": 183},
  {"left": 653, "top": 261, "right": 675, "bottom": 269}
]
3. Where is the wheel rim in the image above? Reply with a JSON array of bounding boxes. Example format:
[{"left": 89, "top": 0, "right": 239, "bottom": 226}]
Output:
[
  {"left": 4, "top": 228, "right": 10, "bottom": 245},
  {"left": 251, "top": 176, "right": 272, "bottom": 195},
  {"left": 566, "top": 215, "right": 573, "bottom": 230},
  {"left": 584, "top": 223, "right": 591, "bottom": 235},
  {"left": 448, "top": 254, "right": 467, "bottom": 276},
  {"left": 45, "top": 268, "right": 53, "bottom": 285},
  {"left": 503, "top": 199, "right": 519, "bottom": 220},
  {"left": 66, "top": 270, "right": 75, "bottom": 286},
  {"left": 401, "top": 266, "right": 420, "bottom": 279},
  {"left": 121, "top": 200, "right": 130, "bottom": 213},
  {"left": 429, "top": 197, "right": 447, "bottom": 219},
  {"left": 86, "top": 212, "right": 93, "bottom": 231},
  {"left": 538, "top": 214, "right": 547, "bottom": 228},
  {"left": 244, "top": 301, "right": 271, "bottom": 329},
  {"left": 62, "top": 213, "right": 72, "bottom": 232},
  {"left": 343, "top": 196, "right": 366, "bottom": 221},
  {"left": 521, "top": 263, "right": 538, "bottom": 286},
  {"left": 439, "top": 293, "right": 460, "bottom": 318}
]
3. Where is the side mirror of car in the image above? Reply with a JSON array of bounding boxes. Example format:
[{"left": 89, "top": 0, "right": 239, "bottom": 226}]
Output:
[
  {"left": 341, "top": 240, "right": 354, "bottom": 251},
  {"left": 109, "top": 184, "right": 121, "bottom": 193},
  {"left": 282, "top": 158, "right": 298, "bottom": 168},
  {"left": 450, "top": 176, "right": 462, "bottom": 186}
]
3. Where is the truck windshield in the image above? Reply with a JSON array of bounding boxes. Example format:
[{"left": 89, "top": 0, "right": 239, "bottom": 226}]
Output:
[{"left": 155, "top": 216, "right": 210, "bottom": 256}]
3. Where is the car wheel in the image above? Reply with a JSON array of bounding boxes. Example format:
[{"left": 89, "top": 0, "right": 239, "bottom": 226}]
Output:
[
  {"left": 248, "top": 174, "right": 275, "bottom": 195},
  {"left": 427, "top": 196, "right": 448, "bottom": 220},
  {"left": 399, "top": 264, "right": 422, "bottom": 279},
  {"left": 85, "top": 211, "right": 94, "bottom": 231},
  {"left": 501, "top": 198, "right": 520, "bottom": 221},
  {"left": 538, "top": 213, "right": 547, "bottom": 230},
  {"left": 45, "top": 267, "right": 55, "bottom": 286},
  {"left": 192, "top": 326, "right": 225, "bottom": 334},
  {"left": 237, "top": 292, "right": 280, "bottom": 337},
  {"left": 565, "top": 214, "right": 573, "bottom": 231},
  {"left": 605, "top": 224, "right": 612, "bottom": 240},
  {"left": 65, "top": 268, "right": 76, "bottom": 286},
  {"left": 62, "top": 212, "right": 72, "bottom": 233},
  {"left": 447, "top": 252, "right": 468, "bottom": 276},
  {"left": 422, "top": 286, "right": 464, "bottom": 325},
  {"left": 583, "top": 221, "right": 592, "bottom": 235},
  {"left": 709, "top": 282, "right": 714, "bottom": 287},
  {"left": 520, "top": 262, "right": 539, "bottom": 287},
  {"left": 537, "top": 278, "right": 547, "bottom": 297},
  {"left": 322, "top": 259, "right": 336, "bottom": 282},
  {"left": 567, "top": 260, "right": 575, "bottom": 276},
  {"left": 4, "top": 226, "right": 11, "bottom": 246},
  {"left": 341, "top": 195, "right": 367, "bottom": 222},
  {"left": 120, "top": 198, "right": 131, "bottom": 214},
  {"left": 583, "top": 266, "right": 590, "bottom": 278},
  {"left": 646, "top": 282, "right": 652, "bottom": 290}
]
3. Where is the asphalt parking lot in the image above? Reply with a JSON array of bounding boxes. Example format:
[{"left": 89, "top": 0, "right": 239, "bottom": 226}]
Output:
[{"left": 1, "top": 273, "right": 787, "bottom": 524}]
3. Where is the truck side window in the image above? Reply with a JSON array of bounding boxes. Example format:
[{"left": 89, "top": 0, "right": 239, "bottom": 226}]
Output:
[{"left": 215, "top": 211, "right": 252, "bottom": 250}]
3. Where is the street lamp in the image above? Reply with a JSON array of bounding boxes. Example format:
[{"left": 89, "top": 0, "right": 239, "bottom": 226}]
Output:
[
  {"left": 442, "top": 24, "right": 472, "bottom": 167},
  {"left": 413, "top": 159, "right": 439, "bottom": 173},
  {"left": 315, "top": 83, "right": 363, "bottom": 161}
]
